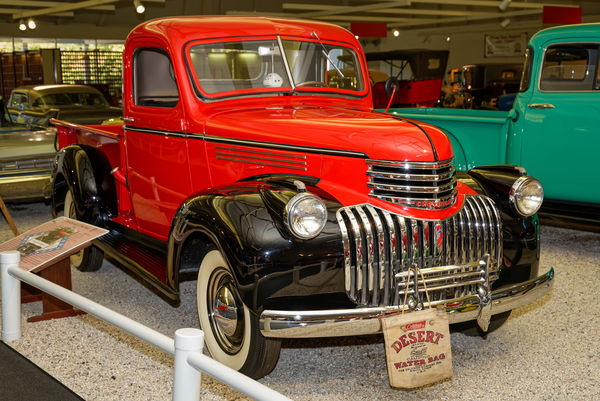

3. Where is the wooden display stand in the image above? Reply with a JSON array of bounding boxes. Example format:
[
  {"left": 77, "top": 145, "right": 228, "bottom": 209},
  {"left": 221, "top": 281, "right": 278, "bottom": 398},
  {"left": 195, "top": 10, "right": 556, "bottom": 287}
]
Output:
[
  {"left": 0, "top": 216, "right": 108, "bottom": 323},
  {"left": 22, "top": 253, "right": 87, "bottom": 322},
  {"left": 0, "top": 195, "right": 18, "bottom": 236}
]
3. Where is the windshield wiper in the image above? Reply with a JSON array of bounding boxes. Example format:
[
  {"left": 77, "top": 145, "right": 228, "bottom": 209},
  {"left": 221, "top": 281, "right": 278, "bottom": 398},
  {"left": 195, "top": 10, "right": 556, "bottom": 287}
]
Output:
[{"left": 311, "top": 31, "right": 345, "bottom": 79}]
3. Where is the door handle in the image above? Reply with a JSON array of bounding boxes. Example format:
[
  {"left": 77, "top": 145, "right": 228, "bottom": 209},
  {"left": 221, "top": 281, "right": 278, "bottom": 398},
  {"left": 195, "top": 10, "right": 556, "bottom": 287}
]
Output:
[
  {"left": 122, "top": 116, "right": 134, "bottom": 122},
  {"left": 528, "top": 103, "right": 555, "bottom": 109}
]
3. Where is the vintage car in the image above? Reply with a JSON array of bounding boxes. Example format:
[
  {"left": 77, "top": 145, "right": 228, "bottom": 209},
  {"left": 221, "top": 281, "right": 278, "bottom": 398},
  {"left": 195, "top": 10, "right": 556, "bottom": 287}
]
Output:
[
  {"left": 50, "top": 16, "right": 553, "bottom": 379},
  {"left": 8, "top": 84, "right": 121, "bottom": 125},
  {"left": 366, "top": 49, "right": 449, "bottom": 109},
  {"left": 0, "top": 100, "right": 55, "bottom": 202},
  {"left": 387, "top": 23, "right": 600, "bottom": 225},
  {"left": 440, "top": 63, "right": 523, "bottom": 110}
]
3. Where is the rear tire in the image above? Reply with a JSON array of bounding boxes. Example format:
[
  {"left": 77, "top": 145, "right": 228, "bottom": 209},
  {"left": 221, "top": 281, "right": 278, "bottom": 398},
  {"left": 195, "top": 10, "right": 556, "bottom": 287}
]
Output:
[
  {"left": 196, "top": 250, "right": 281, "bottom": 379},
  {"left": 64, "top": 190, "right": 104, "bottom": 272}
]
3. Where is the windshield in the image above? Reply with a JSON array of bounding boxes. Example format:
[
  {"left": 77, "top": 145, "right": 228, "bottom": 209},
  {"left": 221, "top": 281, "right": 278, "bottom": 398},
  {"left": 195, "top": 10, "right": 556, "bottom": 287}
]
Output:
[{"left": 187, "top": 37, "right": 364, "bottom": 97}]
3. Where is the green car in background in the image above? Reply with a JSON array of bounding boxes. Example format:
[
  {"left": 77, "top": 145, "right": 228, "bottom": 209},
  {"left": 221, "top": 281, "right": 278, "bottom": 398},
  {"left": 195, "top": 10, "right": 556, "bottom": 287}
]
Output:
[{"left": 386, "top": 23, "right": 600, "bottom": 224}]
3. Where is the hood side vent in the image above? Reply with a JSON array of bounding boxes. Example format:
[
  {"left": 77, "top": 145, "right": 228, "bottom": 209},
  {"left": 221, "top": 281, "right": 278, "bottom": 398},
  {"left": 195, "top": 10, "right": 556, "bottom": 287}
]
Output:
[{"left": 215, "top": 145, "right": 307, "bottom": 171}]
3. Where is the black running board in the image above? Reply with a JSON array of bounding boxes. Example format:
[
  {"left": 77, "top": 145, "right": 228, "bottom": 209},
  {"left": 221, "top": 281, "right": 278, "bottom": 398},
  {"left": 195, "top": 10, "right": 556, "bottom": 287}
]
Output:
[{"left": 93, "top": 223, "right": 180, "bottom": 305}]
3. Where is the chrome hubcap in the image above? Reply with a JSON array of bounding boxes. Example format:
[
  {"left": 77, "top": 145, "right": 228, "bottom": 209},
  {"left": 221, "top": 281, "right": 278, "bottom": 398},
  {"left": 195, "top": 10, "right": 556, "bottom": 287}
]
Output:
[{"left": 208, "top": 268, "right": 244, "bottom": 354}]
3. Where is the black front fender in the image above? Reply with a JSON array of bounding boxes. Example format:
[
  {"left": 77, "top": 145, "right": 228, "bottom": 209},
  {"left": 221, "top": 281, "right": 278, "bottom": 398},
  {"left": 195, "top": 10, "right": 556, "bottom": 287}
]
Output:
[
  {"left": 458, "top": 165, "right": 541, "bottom": 287},
  {"left": 169, "top": 179, "right": 348, "bottom": 314}
]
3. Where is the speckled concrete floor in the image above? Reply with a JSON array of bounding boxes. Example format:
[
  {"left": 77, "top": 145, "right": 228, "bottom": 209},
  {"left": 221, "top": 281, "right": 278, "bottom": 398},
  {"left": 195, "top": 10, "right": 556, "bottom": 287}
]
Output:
[{"left": 1, "top": 201, "right": 599, "bottom": 401}]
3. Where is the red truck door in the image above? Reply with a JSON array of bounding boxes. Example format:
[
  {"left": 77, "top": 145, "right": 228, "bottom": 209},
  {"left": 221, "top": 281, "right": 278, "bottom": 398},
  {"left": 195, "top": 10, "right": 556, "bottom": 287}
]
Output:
[{"left": 123, "top": 39, "right": 192, "bottom": 240}]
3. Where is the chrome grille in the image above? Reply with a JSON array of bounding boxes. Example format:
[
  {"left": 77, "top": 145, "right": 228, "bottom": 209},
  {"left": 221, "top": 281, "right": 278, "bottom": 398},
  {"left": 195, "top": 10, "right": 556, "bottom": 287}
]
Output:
[
  {"left": 335, "top": 195, "right": 502, "bottom": 307},
  {"left": 366, "top": 158, "right": 457, "bottom": 210}
]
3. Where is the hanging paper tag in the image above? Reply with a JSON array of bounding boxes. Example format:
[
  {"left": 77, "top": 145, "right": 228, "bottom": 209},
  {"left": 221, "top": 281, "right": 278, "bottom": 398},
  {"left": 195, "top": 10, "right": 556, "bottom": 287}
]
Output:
[{"left": 381, "top": 308, "right": 452, "bottom": 389}]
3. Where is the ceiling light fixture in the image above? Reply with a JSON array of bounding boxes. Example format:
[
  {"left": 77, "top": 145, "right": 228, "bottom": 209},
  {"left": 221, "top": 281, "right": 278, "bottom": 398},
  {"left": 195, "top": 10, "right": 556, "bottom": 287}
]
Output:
[
  {"left": 393, "top": 30, "right": 400, "bottom": 37},
  {"left": 18, "top": 19, "right": 26, "bottom": 31},
  {"left": 27, "top": 18, "right": 36, "bottom": 29},
  {"left": 500, "top": 18, "right": 511, "bottom": 28},
  {"left": 498, "top": 0, "right": 511, "bottom": 11},
  {"left": 134, "top": 0, "right": 145, "bottom": 14},
  {"left": 446, "top": 36, "right": 451, "bottom": 42}
]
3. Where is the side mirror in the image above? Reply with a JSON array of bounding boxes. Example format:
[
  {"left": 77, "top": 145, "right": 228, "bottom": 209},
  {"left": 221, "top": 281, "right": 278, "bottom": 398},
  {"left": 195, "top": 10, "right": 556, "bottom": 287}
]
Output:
[{"left": 384, "top": 77, "right": 399, "bottom": 96}]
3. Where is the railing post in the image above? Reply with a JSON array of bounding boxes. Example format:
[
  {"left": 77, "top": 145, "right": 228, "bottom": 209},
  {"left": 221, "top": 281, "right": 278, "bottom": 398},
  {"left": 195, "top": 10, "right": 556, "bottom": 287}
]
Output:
[
  {"left": 1, "top": 251, "right": 22, "bottom": 341},
  {"left": 172, "top": 328, "right": 204, "bottom": 401}
]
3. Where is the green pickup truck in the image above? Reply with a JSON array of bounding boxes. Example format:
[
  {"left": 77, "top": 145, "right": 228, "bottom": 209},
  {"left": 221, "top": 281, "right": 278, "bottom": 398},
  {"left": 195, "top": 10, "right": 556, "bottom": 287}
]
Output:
[{"left": 387, "top": 23, "right": 600, "bottom": 224}]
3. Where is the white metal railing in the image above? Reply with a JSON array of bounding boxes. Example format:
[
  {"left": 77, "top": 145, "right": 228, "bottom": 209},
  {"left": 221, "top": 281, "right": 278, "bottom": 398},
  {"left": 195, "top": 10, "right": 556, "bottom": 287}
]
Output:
[{"left": 0, "top": 250, "right": 291, "bottom": 401}]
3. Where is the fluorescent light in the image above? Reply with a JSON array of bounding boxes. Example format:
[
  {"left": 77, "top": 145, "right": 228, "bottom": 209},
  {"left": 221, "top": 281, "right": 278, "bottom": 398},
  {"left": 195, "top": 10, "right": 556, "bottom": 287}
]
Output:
[
  {"left": 500, "top": 18, "right": 511, "bottom": 28},
  {"left": 134, "top": 0, "right": 145, "bottom": 13},
  {"left": 498, "top": 0, "right": 511, "bottom": 11}
]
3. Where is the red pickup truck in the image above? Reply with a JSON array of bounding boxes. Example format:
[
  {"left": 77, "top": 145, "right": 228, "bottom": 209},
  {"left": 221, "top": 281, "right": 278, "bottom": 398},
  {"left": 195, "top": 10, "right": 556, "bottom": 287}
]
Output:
[{"left": 50, "top": 16, "right": 553, "bottom": 379}]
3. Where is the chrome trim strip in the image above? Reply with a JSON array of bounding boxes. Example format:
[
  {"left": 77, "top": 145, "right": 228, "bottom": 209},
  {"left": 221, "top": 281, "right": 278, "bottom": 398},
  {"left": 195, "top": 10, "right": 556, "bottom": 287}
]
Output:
[
  {"left": 206, "top": 135, "right": 368, "bottom": 158},
  {"left": 366, "top": 167, "right": 455, "bottom": 181},
  {"left": 335, "top": 209, "right": 352, "bottom": 295},
  {"left": 125, "top": 125, "right": 188, "bottom": 138},
  {"left": 367, "top": 158, "right": 454, "bottom": 169},
  {"left": 347, "top": 210, "right": 362, "bottom": 301},
  {"left": 260, "top": 268, "right": 554, "bottom": 338},
  {"left": 215, "top": 156, "right": 307, "bottom": 170},
  {"left": 355, "top": 207, "right": 374, "bottom": 303},
  {"left": 367, "top": 181, "right": 455, "bottom": 193},
  {"left": 366, "top": 205, "right": 385, "bottom": 305},
  {"left": 215, "top": 146, "right": 307, "bottom": 160}
]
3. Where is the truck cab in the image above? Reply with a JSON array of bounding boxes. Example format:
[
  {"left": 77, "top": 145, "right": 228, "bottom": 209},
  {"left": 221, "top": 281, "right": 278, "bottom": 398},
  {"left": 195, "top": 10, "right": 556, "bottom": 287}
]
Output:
[{"left": 51, "top": 16, "right": 553, "bottom": 379}]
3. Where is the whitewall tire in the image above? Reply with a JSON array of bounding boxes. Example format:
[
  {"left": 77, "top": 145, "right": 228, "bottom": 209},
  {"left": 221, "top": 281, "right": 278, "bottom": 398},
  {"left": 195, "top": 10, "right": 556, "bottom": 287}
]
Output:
[{"left": 196, "top": 250, "right": 281, "bottom": 379}]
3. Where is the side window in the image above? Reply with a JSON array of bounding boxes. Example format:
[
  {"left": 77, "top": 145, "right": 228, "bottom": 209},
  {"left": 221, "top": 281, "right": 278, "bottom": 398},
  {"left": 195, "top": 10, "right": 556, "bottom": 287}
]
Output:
[
  {"left": 133, "top": 48, "right": 179, "bottom": 107},
  {"left": 9, "top": 93, "right": 28, "bottom": 109},
  {"left": 540, "top": 44, "right": 599, "bottom": 91}
]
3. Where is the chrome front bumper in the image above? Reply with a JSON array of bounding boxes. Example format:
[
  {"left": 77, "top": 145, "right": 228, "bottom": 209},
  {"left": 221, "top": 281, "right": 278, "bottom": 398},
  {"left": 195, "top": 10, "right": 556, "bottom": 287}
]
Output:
[{"left": 260, "top": 267, "right": 554, "bottom": 338}]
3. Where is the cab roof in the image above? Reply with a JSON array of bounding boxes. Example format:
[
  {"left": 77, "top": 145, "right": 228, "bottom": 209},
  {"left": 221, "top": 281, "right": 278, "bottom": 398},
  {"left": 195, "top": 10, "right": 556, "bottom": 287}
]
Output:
[
  {"left": 126, "top": 16, "right": 358, "bottom": 48},
  {"left": 529, "top": 22, "right": 600, "bottom": 48}
]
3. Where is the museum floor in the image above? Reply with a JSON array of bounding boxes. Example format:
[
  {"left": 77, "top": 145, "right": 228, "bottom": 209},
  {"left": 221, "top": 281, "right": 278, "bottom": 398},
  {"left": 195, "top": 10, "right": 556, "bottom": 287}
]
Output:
[{"left": 1, "top": 201, "right": 599, "bottom": 401}]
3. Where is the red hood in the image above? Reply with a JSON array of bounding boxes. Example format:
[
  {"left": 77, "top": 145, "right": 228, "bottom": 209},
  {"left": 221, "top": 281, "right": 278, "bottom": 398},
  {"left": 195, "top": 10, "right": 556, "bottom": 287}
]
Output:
[{"left": 204, "top": 106, "right": 453, "bottom": 162}]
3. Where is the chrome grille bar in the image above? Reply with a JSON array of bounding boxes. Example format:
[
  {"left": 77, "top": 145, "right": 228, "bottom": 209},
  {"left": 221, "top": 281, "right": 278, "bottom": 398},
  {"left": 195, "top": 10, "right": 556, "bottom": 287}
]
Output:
[
  {"left": 335, "top": 195, "right": 502, "bottom": 307},
  {"left": 366, "top": 158, "right": 458, "bottom": 210}
]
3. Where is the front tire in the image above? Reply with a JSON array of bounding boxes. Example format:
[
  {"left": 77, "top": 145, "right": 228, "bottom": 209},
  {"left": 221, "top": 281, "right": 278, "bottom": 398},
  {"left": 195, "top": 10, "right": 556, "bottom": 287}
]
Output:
[
  {"left": 197, "top": 250, "right": 281, "bottom": 379},
  {"left": 64, "top": 190, "right": 104, "bottom": 272}
]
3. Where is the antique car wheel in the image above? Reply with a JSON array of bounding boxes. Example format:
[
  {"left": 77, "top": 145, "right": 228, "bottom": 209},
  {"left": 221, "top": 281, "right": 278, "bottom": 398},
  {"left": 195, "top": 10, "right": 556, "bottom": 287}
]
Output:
[
  {"left": 197, "top": 250, "right": 281, "bottom": 379},
  {"left": 454, "top": 311, "right": 512, "bottom": 336},
  {"left": 63, "top": 190, "right": 104, "bottom": 272}
]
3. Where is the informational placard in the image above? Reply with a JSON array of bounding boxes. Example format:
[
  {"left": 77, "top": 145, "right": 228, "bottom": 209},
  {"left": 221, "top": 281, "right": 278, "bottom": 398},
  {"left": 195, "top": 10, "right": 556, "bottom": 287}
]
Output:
[
  {"left": 0, "top": 217, "right": 107, "bottom": 272},
  {"left": 484, "top": 33, "right": 527, "bottom": 58}
]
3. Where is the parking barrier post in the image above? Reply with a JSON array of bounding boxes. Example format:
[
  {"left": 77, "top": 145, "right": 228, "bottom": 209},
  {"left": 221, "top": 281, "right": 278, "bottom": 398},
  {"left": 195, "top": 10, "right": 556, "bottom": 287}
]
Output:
[
  {"left": 1, "top": 251, "right": 22, "bottom": 341},
  {"left": 173, "top": 328, "right": 204, "bottom": 401}
]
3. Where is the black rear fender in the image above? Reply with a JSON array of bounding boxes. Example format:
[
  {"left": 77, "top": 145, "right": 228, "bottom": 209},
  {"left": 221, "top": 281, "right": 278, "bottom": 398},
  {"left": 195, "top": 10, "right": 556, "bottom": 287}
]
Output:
[{"left": 52, "top": 145, "right": 117, "bottom": 222}]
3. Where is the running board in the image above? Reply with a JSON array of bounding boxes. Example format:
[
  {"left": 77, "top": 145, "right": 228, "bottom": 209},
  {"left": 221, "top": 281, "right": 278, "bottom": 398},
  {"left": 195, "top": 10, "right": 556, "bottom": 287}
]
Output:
[{"left": 93, "top": 226, "right": 179, "bottom": 304}]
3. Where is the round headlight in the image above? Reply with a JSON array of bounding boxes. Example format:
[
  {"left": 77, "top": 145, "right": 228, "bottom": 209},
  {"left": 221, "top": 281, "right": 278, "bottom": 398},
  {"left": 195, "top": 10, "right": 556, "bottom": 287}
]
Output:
[
  {"left": 510, "top": 176, "right": 544, "bottom": 216},
  {"left": 284, "top": 193, "right": 327, "bottom": 239}
]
